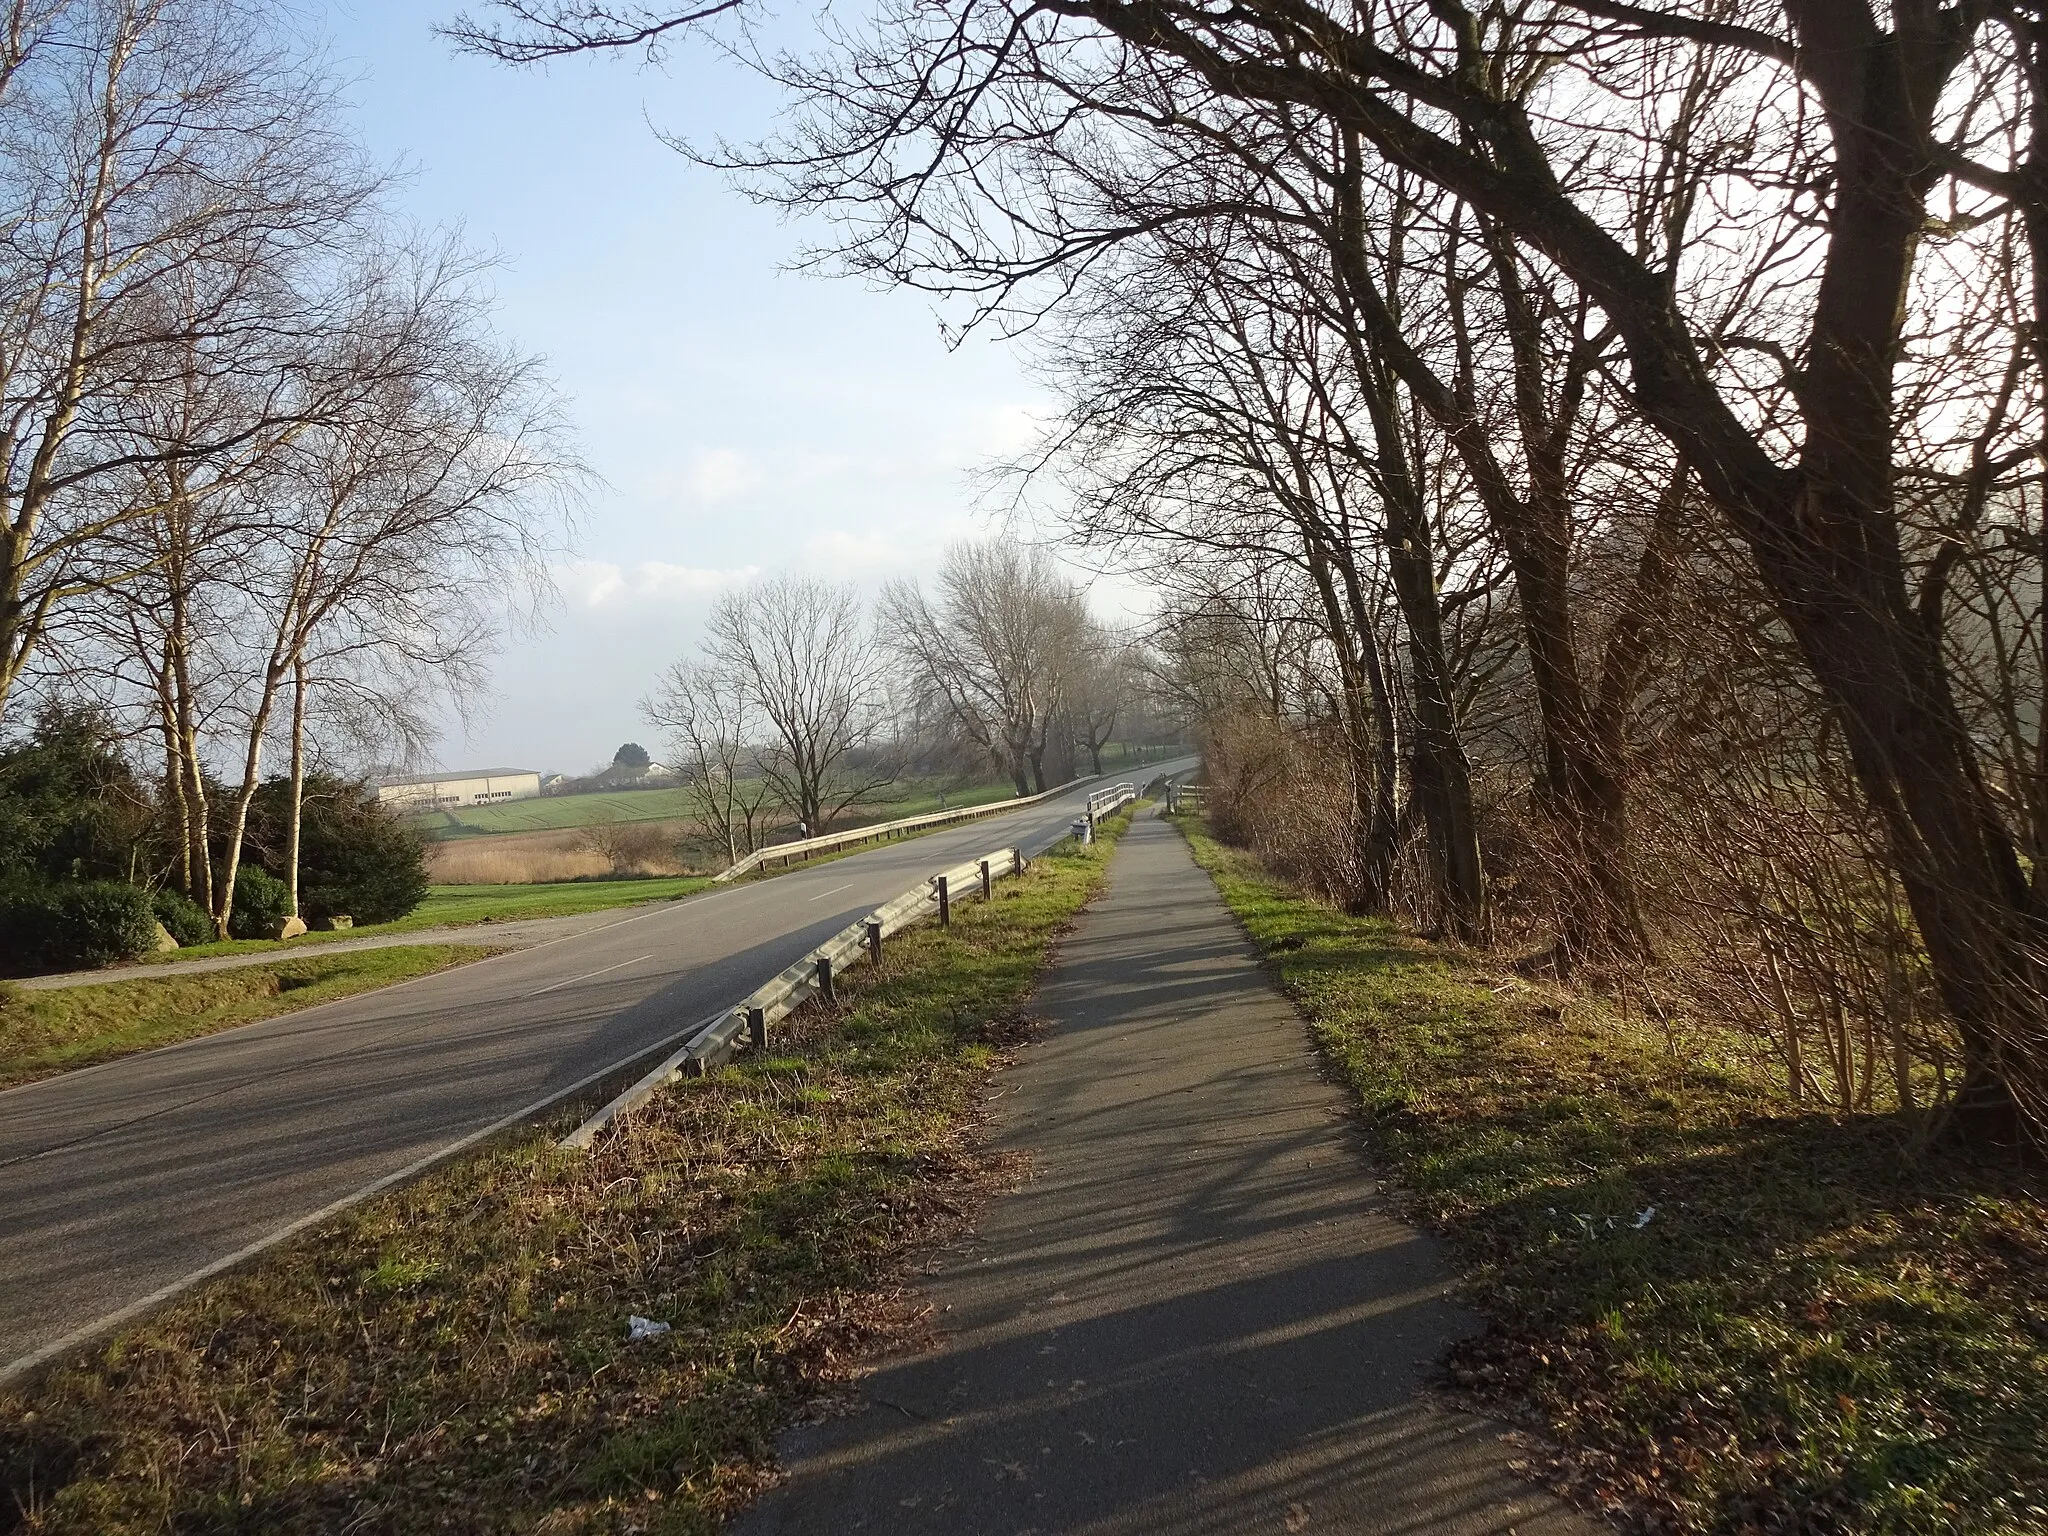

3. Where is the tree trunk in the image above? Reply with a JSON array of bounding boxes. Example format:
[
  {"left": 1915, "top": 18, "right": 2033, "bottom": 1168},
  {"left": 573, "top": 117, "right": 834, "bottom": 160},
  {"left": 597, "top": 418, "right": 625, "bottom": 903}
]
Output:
[
  {"left": 1303, "top": 542, "right": 1401, "bottom": 912},
  {"left": 168, "top": 614, "right": 213, "bottom": 918},
  {"left": 215, "top": 659, "right": 287, "bottom": 940},
  {"left": 285, "top": 656, "right": 308, "bottom": 919},
  {"left": 1334, "top": 245, "right": 1489, "bottom": 940},
  {"left": 154, "top": 649, "right": 192, "bottom": 899}
]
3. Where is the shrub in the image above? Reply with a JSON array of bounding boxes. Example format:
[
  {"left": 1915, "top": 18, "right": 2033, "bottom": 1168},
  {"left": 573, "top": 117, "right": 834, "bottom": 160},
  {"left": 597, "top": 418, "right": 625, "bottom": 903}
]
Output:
[
  {"left": 59, "top": 882, "right": 162, "bottom": 967},
  {"left": 244, "top": 775, "right": 427, "bottom": 926},
  {"left": 0, "top": 883, "right": 56, "bottom": 976},
  {"left": 0, "top": 879, "right": 157, "bottom": 975},
  {"left": 229, "top": 866, "right": 291, "bottom": 940},
  {"left": 0, "top": 707, "right": 150, "bottom": 885},
  {"left": 151, "top": 887, "right": 215, "bottom": 947}
]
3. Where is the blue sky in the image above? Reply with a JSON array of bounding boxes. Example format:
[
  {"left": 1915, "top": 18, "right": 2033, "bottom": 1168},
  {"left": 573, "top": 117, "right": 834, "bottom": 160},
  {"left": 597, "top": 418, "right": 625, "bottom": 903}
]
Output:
[{"left": 323, "top": 1, "right": 1069, "bottom": 775}]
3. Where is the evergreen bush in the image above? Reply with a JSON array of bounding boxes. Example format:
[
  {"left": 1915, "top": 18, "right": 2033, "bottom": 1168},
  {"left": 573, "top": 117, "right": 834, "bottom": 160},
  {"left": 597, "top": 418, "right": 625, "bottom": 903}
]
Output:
[
  {"left": 0, "top": 879, "right": 157, "bottom": 974},
  {"left": 228, "top": 866, "right": 291, "bottom": 940},
  {"left": 151, "top": 887, "right": 215, "bottom": 947}
]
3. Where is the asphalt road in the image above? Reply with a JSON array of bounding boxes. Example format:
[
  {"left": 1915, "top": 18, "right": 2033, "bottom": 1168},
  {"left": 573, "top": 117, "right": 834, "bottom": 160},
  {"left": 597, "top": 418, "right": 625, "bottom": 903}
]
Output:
[
  {"left": 738, "top": 812, "right": 1590, "bottom": 1536},
  {"left": 0, "top": 767, "right": 1189, "bottom": 1381}
]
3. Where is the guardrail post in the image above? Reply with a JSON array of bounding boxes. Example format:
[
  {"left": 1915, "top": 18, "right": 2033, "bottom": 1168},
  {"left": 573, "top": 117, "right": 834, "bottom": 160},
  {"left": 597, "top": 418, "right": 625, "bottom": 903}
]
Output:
[
  {"left": 746, "top": 1006, "right": 765, "bottom": 1050},
  {"left": 979, "top": 858, "right": 992, "bottom": 899},
  {"left": 1012, "top": 845, "right": 1024, "bottom": 875},
  {"left": 937, "top": 874, "right": 951, "bottom": 926},
  {"left": 865, "top": 919, "right": 882, "bottom": 966},
  {"left": 815, "top": 955, "right": 835, "bottom": 1005}
]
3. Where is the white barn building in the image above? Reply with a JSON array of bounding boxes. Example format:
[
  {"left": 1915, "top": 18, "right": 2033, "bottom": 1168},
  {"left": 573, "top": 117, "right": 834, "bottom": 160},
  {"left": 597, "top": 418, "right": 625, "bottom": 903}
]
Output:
[{"left": 376, "top": 768, "right": 543, "bottom": 811}]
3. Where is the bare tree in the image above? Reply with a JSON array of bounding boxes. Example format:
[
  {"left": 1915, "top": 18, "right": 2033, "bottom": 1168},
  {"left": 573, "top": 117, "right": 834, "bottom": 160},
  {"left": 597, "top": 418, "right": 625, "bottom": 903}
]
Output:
[
  {"left": 0, "top": 0, "right": 381, "bottom": 721},
  {"left": 1066, "top": 626, "right": 1133, "bottom": 776},
  {"left": 450, "top": 0, "right": 2048, "bottom": 1130},
  {"left": 76, "top": 231, "right": 578, "bottom": 934},
  {"left": 883, "top": 538, "right": 1087, "bottom": 794},
  {"left": 645, "top": 656, "right": 772, "bottom": 867},
  {"left": 705, "top": 573, "right": 891, "bottom": 831}
]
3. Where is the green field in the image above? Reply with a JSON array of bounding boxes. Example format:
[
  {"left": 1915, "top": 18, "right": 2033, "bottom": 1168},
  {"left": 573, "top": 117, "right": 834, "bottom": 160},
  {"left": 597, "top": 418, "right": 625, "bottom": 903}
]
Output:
[
  {"left": 414, "top": 775, "right": 1023, "bottom": 839},
  {"left": 411, "top": 786, "right": 699, "bottom": 837}
]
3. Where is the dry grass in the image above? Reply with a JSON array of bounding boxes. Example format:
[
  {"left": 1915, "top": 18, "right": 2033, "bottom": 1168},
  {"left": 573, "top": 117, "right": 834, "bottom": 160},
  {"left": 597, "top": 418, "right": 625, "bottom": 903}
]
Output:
[
  {"left": 0, "top": 814, "right": 1136, "bottom": 1535},
  {"left": 427, "top": 826, "right": 695, "bottom": 884}
]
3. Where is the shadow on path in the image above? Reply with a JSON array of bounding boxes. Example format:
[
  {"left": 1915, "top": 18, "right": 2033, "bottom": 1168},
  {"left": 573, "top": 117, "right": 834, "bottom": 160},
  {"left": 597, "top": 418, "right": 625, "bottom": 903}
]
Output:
[{"left": 735, "top": 814, "right": 1595, "bottom": 1535}]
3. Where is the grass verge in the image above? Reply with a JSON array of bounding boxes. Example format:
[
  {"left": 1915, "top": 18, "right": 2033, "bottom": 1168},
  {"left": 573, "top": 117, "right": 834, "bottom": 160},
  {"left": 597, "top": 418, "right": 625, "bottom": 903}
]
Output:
[
  {"left": 0, "top": 946, "right": 501, "bottom": 1090},
  {"left": 0, "top": 811, "right": 1137, "bottom": 1535},
  {"left": 1172, "top": 816, "right": 2046, "bottom": 1535}
]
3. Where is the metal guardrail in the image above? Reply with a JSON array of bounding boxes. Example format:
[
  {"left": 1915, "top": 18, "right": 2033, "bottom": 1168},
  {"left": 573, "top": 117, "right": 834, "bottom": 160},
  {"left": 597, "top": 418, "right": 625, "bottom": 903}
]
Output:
[
  {"left": 710, "top": 776, "right": 1092, "bottom": 883},
  {"left": 1164, "top": 781, "right": 1208, "bottom": 813},
  {"left": 1086, "top": 781, "right": 1137, "bottom": 819},
  {"left": 564, "top": 842, "right": 1032, "bottom": 1148}
]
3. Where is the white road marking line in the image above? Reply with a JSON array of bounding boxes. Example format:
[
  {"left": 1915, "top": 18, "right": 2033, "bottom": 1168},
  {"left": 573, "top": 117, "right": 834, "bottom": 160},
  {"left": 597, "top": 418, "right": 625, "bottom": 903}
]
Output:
[
  {"left": 524, "top": 955, "right": 653, "bottom": 998},
  {"left": 807, "top": 882, "right": 855, "bottom": 903},
  {"left": 0, "top": 1012, "right": 711, "bottom": 1388}
]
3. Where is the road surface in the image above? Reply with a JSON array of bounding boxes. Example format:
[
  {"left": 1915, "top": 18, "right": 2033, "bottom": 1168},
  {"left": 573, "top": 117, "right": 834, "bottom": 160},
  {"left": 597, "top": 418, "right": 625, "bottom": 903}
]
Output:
[
  {"left": 0, "top": 768, "right": 1188, "bottom": 1381},
  {"left": 738, "top": 811, "right": 1590, "bottom": 1536}
]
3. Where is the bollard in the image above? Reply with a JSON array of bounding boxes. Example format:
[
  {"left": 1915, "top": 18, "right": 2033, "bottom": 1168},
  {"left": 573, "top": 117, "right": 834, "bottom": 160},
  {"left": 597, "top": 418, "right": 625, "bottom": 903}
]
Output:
[
  {"left": 937, "top": 874, "right": 951, "bottom": 925},
  {"left": 979, "top": 858, "right": 992, "bottom": 899},
  {"left": 1012, "top": 845, "right": 1025, "bottom": 875},
  {"left": 865, "top": 918, "right": 883, "bottom": 966},
  {"left": 816, "top": 955, "right": 835, "bottom": 1005},
  {"left": 747, "top": 1005, "right": 765, "bottom": 1050}
]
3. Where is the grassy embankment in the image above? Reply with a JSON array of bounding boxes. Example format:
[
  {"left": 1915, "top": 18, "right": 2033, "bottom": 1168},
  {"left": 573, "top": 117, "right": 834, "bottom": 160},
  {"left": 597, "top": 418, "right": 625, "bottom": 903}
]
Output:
[
  {"left": 0, "top": 946, "right": 498, "bottom": 1091},
  {"left": 1173, "top": 816, "right": 2046, "bottom": 1536},
  {"left": 145, "top": 877, "right": 716, "bottom": 967},
  {"left": 0, "top": 809, "right": 1138, "bottom": 1535}
]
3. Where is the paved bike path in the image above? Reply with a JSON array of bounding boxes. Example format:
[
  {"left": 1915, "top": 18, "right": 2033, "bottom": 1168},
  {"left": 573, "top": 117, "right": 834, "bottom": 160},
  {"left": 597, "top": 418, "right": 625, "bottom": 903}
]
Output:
[{"left": 737, "top": 812, "right": 1594, "bottom": 1535}]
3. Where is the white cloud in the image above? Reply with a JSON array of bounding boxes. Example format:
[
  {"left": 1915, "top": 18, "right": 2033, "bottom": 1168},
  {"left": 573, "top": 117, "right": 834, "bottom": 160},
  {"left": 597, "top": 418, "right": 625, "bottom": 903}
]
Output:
[
  {"left": 798, "top": 521, "right": 978, "bottom": 578},
  {"left": 685, "top": 448, "right": 763, "bottom": 504},
  {"left": 556, "top": 557, "right": 759, "bottom": 609}
]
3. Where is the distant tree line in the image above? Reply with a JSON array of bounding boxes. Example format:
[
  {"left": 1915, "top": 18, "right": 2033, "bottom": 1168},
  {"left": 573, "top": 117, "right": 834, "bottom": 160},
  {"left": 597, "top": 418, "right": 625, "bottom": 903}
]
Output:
[{"left": 645, "top": 542, "right": 1166, "bottom": 867}]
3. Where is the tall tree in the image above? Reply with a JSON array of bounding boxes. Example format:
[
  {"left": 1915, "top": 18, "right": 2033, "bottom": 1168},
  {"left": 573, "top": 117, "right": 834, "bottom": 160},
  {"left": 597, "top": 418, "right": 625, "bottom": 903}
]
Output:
[{"left": 883, "top": 539, "right": 1089, "bottom": 795}]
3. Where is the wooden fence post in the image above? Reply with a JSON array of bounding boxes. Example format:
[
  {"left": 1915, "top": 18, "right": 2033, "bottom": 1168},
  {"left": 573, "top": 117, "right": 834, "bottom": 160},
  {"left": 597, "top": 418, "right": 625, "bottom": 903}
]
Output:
[
  {"left": 937, "top": 874, "right": 950, "bottom": 926},
  {"left": 979, "top": 858, "right": 992, "bottom": 899},
  {"left": 815, "top": 956, "right": 835, "bottom": 1005},
  {"left": 865, "top": 919, "right": 882, "bottom": 966},
  {"left": 747, "top": 1006, "right": 765, "bottom": 1050}
]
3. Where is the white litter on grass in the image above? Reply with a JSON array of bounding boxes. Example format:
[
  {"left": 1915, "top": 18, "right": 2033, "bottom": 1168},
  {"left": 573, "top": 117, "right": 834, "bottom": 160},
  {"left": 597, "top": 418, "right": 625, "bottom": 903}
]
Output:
[
  {"left": 1633, "top": 1206, "right": 1658, "bottom": 1228},
  {"left": 627, "top": 1315, "right": 671, "bottom": 1342}
]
